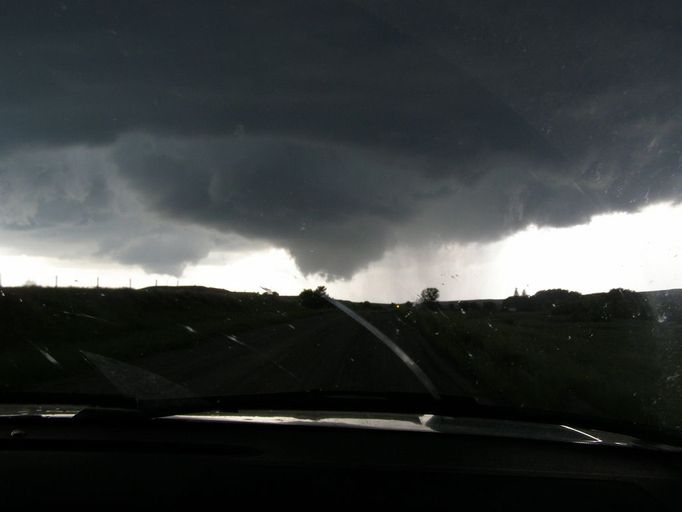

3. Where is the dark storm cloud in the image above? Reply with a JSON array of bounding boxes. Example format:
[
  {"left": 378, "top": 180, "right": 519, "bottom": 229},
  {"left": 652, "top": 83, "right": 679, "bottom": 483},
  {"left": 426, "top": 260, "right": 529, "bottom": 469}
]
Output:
[
  {"left": 112, "top": 134, "right": 419, "bottom": 276},
  {"left": 0, "top": 0, "right": 556, "bottom": 165},
  {"left": 361, "top": 0, "right": 682, "bottom": 204},
  {"left": 97, "top": 228, "right": 217, "bottom": 276},
  {"left": 0, "top": 146, "right": 114, "bottom": 228},
  {"left": 1, "top": 0, "right": 681, "bottom": 276}
]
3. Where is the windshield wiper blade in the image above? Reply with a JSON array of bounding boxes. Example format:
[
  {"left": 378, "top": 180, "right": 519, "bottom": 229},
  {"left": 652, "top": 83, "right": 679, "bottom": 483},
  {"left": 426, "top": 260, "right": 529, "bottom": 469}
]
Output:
[
  {"left": 323, "top": 296, "right": 441, "bottom": 399},
  {"left": 4, "top": 390, "right": 682, "bottom": 450},
  {"left": 134, "top": 391, "right": 469, "bottom": 418},
  {"left": 125, "top": 391, "right": 682, "bottom": 449}
]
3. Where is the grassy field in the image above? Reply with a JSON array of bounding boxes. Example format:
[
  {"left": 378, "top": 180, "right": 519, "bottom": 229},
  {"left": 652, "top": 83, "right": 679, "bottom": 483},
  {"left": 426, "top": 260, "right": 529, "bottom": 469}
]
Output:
[
  {"left": 2, "top": 285, "right": 682, "bottom": 432},
  {"left": 405, "top": 290, "right": 682, "bottom": 430},
  {"left": 0, "top": 286, "right": 324, "bottom": 391}
]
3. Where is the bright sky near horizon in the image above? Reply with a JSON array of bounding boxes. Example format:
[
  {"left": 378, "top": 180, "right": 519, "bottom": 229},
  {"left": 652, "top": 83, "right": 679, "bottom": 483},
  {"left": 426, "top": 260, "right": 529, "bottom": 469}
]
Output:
[{"left": 2, "top": 201, "right": 680, "bottom": 303}]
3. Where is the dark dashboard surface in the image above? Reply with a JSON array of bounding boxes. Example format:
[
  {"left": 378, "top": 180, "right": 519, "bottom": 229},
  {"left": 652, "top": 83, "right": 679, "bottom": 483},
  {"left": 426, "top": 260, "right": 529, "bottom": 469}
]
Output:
[{"left": 1, "top": 415, "right": 681, "bottom": 510}]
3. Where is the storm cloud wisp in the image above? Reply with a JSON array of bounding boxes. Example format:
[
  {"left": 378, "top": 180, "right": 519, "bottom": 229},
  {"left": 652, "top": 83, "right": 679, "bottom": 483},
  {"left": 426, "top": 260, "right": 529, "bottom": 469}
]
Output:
[{"left": 0, "top": 0, "right": 680, "bottom": 278}]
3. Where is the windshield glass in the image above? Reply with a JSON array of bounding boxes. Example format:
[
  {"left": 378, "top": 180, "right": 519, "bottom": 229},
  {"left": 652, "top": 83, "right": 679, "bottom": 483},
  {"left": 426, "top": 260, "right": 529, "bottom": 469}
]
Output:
[{"left": 1, "top": 0, "right": 682, "bottom": 436}]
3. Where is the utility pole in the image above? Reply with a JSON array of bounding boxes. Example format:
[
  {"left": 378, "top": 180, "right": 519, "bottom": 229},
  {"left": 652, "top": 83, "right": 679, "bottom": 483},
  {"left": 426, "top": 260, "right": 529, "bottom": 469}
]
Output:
[
  {"left": 129, "top": 278, "right": 132, "bottom": 289},
  {"left": 96, "top": 277, "right": 99, "bottom": 288},
  {"left": 55, "top": 276, "right": 58, "bottom": 288}
]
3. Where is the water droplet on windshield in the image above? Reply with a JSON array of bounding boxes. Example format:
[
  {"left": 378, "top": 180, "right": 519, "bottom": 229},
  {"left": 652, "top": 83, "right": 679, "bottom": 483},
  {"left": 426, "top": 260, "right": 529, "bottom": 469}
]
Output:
[{"left": 658, "top": 313, "right": 668, "bottom": 323}]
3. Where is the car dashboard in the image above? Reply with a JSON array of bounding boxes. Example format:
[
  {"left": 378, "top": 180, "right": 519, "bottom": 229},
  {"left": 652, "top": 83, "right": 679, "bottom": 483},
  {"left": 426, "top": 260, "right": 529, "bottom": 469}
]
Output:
[{"left": 1, "top": 412, "right": 682, "bottom": 510}]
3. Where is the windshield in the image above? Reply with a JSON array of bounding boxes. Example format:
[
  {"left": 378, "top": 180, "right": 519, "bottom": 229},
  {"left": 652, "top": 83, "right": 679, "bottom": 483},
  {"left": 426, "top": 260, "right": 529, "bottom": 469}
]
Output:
[{"left": 1, "top": 0, "right": 682, "bottom": 438}]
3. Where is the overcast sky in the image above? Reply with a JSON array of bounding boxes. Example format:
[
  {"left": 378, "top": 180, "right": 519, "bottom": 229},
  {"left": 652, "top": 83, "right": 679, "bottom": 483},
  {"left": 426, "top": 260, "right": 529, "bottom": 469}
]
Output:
[{"left": 0, "top": 1, "right": 680, "bottom": 300}]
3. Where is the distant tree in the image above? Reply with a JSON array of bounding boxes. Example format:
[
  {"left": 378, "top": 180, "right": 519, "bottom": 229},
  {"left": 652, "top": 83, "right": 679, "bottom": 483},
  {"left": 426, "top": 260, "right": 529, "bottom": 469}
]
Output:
[
  {"left": 420, "top": 287, "right": 440, "bottom": 304},
  {"left": 543, "top": 288, "right": 652, "bottom": 321},
  {"left": 298, "top": 285, "right": 330, "bottom": 309},
  {"left": 514, "top": 288, "right": 519, "bottom": 297},
  {"left": 531, "top": 289, "right": 582, "bottom": 313},
  {"left": 521, "top": 289, "right": 528, "bottom": 297},
  {"left": 533, "top": 288, "right": 581, "bottom": 303},
  {"left": 603, "top": 288, "right": 652, "bottom": 320}
]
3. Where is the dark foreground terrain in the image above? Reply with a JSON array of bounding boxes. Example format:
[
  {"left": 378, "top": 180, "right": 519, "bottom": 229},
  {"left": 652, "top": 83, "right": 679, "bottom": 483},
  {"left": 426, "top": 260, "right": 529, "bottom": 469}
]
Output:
[{"left": 1, "top": 285, "right": 682, "bottom": 431}]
